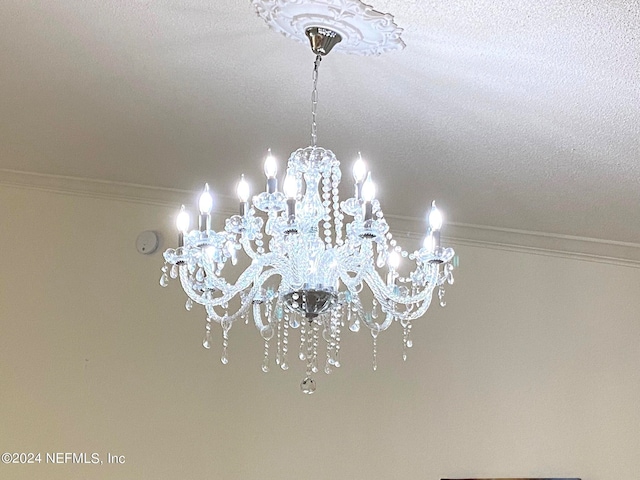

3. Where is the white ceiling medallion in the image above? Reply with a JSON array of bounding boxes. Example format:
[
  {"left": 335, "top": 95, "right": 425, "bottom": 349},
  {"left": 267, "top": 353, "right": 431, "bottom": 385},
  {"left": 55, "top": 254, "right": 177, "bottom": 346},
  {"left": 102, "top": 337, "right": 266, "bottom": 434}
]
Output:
[{"left": 250, "top": 0, "right": 405, "bottom": 56}]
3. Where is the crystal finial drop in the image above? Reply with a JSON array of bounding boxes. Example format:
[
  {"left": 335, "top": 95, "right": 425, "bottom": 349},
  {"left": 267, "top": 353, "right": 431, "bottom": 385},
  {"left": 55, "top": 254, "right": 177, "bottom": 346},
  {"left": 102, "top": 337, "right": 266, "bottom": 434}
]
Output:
[
  {"left": 202, "top": 331, "right": 212, "bottom": 349},
  {"left": 170, "top": 264, "right": 178, "bottom": 279},
  {"left": 185, "top": 298, "right": 193, "bottom": 311},
  {"left": 300, "top": 376, "right": 316, "bottom": 394},
  {"left": 349, "top": 318, "right": 360, "bottom": 332},
  {"left": 159, "top": 274, "right": 169, "bottom": 287}
]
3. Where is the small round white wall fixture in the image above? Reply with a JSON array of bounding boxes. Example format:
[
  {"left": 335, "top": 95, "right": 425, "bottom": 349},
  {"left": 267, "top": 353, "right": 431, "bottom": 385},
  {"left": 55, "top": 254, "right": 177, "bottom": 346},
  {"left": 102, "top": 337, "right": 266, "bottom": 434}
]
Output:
[
  {"left": 250, "top": 0, "right": 405, "bottom": 56},
  {"left": 136, "top": 230, "right": 160, "bottom": 255}
]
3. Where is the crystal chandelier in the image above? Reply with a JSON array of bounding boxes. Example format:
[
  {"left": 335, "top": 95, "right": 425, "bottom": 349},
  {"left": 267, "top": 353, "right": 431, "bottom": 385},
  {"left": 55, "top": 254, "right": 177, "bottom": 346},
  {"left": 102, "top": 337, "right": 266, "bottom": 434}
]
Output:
[{"left": 160, "top": 4, "right": 456, "bottom": 394}]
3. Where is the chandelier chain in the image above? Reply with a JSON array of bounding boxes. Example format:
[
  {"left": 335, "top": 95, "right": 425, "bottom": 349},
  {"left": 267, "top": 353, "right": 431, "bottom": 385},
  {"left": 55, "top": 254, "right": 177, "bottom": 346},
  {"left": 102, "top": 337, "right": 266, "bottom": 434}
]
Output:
[{"left": 311, "top": 54, "right": 322, "bottom": 147}]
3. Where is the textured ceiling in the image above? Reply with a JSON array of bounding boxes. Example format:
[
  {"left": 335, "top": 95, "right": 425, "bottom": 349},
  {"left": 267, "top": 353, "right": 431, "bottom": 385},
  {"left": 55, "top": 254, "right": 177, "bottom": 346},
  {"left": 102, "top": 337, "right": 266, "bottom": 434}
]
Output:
[{"left": 1, "top": 0, "right": 639, "bottom": 243}]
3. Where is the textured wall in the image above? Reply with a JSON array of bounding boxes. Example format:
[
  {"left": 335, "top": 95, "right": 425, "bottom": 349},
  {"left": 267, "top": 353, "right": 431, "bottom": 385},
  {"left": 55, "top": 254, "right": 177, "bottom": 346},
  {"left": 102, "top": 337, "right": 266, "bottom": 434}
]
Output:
[{"left": 1, "top": 184, "right": 638, "bottom": 479}]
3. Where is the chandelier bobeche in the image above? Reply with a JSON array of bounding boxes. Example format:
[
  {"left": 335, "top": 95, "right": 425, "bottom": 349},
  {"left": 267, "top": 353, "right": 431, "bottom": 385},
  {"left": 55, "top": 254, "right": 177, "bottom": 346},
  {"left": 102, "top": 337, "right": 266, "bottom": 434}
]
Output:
[{"left": 160, "top": 2, "right": 455, "bottom": 393}]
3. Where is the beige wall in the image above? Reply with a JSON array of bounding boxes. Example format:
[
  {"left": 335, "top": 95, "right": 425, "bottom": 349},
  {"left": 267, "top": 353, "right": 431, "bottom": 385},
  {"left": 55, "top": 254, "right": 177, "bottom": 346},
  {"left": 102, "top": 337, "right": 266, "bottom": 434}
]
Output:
[{"left": 1, "top": 184, "right": 639, "bottom": 480}]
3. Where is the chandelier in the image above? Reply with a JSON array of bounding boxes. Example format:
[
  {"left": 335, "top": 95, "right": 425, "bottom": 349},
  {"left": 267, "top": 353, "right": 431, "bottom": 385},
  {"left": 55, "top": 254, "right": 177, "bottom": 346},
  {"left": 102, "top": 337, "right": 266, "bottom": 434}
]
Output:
[{"left": 160, "top": 1, "right": 456, "bottom": 393}]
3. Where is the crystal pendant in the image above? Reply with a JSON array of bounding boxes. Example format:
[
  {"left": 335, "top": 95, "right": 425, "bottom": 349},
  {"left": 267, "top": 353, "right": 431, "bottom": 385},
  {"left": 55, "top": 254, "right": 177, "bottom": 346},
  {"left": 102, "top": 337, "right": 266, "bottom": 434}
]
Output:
[
  {"left": 300, "top": 376, "right": 316, "bottom": 394},
  {"left": 202, "top": 330, "right": 212, "bottom": 349},
  {"left": 170, "top": 264, "right": 179, "bottom": 279}
]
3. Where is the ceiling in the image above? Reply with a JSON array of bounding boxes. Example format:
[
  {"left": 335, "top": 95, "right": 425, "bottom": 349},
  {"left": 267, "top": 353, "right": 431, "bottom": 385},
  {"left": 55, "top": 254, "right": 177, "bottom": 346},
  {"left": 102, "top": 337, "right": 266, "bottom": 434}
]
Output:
[{"left": 1, "top": 0, "right": 639, "bottom": 245}]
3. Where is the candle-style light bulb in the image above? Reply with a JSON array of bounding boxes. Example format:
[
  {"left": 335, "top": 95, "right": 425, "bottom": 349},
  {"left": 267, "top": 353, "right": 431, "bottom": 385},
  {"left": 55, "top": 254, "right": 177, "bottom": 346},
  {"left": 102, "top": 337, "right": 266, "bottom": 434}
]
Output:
[
  {"left": 283, "top": 174, "right": 297, "bottom": 226},
  {"left": 237, "top": 175, "right": 250, "bottom": 203},
  {"left": 198, "top": 183, "right": 213, "bottom": 231},
  {"left": 283, "top": 174, "right": 297, "bottom": 199},
  {"left": 426, "top": 201, "right": 442, "bottom": 252},
  {"left": 176, "top": 205, "right": 189, "bottom": 248},
  {"left": 176, "top": 205, "right": 190, "bottom": 233},
  {"left": 237, "top": 175, "right": 250, "bottom": 216},
  {"left": 361, "top": 172, "right": 375, "bottom": 222},
  {"left": 263, "top": 149, "right": 278, "bottom": 193},
  {"left": 353, "top": 153, "right": 367, "bottom": 183},
  {"left": 264, "top": 149, "right": 277, "bottom": 179},
  {"left": 361, "top": 172, "right": 375, "bottom": 202},
  {"left": 353, "top": 152, "right": 367, "bottom": 200},
  {"left": 199, "top": 183, "right": 213, "bottom": 214},
  {"left": 428, "top": 201, "right": 443, "bottom": 231}
]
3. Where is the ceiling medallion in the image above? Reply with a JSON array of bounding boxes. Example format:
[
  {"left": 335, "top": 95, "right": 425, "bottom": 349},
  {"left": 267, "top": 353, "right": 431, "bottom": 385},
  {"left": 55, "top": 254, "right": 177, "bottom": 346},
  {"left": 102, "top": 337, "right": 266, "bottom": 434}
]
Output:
[{"left": 251, "top": 0, "right": 405, "bottom": 56}]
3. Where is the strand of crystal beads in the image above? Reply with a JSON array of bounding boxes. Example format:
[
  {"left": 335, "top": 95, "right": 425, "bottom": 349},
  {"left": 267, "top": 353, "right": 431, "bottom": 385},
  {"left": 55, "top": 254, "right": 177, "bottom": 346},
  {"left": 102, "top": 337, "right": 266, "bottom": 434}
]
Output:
[
  {"left": 203, "top": 318, "right": 212, "bottom": 349},
  {"left": 221, "top": 321, "right": 230, "bottom": 365},
  {"left": 265, "top": 296, "right": 273, "bottom": 327},
  {"left": 326, "top": 307, "right": 341, "bottom": 370},
  {"left": 332, "top": 165, "right": 343, "bottom": 246},
  {"left": 324, "top": 340, "right": 332, "bottom": 374},
  {"left": 333, "top": 307, "right": 341, "bottom": 365},
  {"left": 261, "top": 338, "right": 270, "bottom": 373},
  {"left": 371, "top": 327, "right": 379, "bottom": 371},
  {"left": 275, "top": 307, "right": 282, "bottom": 366},
  {"left": 304, "top": 331, "right": 314, "bottom": 377},
  {"left": 311, "top": 321, "right": 320, "bottom": 374},
  {"left": 322, "top": 170, "right": 332, "bottom": 246},
  {"left": 333, "top": 307, "right": 342, "bottom": 368},
  {"left": 306, "top": 323, "right": 315, "bottom": 373},
  {"left": 281, "top": 316, "right": 289, "bottom": 370},
  {"left": 438, "top": 286, "right": 446, "bottom": 307},
  {"left": 323, "top": 315, "right": 333, "bottom": 375},
  {"left": 299, "top": 322, "right": 307, "bottom": 361},
  {"left": 402, "top": 321, "right": 413, "bottom": 361}
]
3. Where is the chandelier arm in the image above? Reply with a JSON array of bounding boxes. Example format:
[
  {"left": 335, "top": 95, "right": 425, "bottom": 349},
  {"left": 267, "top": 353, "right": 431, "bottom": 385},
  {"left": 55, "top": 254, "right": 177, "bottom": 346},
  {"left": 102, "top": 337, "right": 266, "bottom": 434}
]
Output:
[
  {"left": 207, "top": 260, "right": 276, "bottom": 308},
  {"left": 361, "top": 268, "right": 435, "bottom": 319},
  {"left": 338, "top": 241, "right": 374, "bottom": 287},
  {"left": 378, "top": 312, "right": 395, "bottom": 332},
  {"left": 239, "top": 236, "right": 259, "bottom": 261},
  {"left": 178, "top": 265, "right": 212, "bottom": 306},
  {"left": 201, "top": 268, "right": 281, "bottom": 327},
  {"left": 249, "top": 268, "right": 282, "bottom": 331},
  {"left": 183, "top": 260, "right": 264, "bottom": 310},
  {"left": 253, "top": 303, "right": 264, "bottom": 331}
]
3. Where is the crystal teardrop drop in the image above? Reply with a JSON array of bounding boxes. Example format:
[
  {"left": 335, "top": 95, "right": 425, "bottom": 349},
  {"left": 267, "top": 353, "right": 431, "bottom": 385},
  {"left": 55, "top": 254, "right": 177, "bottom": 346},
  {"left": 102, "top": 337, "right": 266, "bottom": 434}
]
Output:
[{"left": 300, "top": 376, "right": 316, "bottom": 394}]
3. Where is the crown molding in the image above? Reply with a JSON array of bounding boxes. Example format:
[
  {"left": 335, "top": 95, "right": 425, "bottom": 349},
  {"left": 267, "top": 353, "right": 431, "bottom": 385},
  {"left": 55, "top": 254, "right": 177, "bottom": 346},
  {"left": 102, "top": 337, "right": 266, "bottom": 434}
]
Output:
[{"left": 2, "top": 168, "right": 639, "bottom": 267}]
